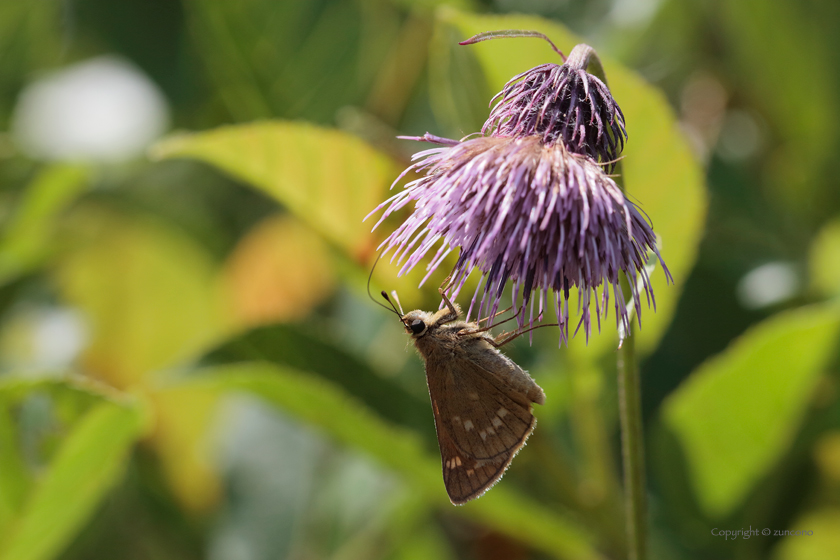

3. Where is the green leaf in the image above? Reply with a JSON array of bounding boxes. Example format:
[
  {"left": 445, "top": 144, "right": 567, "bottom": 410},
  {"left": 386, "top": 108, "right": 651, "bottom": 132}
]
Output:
[
  {"left": 432, "top": 9, "right": 707, "bottom": 356},
  {"left": 0, "top": 377, "right": 145, "bottom": 560},
  {"left": 0, "top": 164, "right": 90, "bottom": 286},
  {"left": 204, "top": 322, "right": 436, "bottom": 443},
  {"left": 0, "top": 403, "right": 29, "bottom": 534},
  {"left": 809, "top": 218, "right": 840, "bottom": 297},
  {"left": 151, "top": 122, "right": 398, "bottom": 258},
  {"left": 175, "top": 363, "right": 606, "bottom": 560},
  {"left": 662, "top": 302, "right": 840, "bottom": 516}
]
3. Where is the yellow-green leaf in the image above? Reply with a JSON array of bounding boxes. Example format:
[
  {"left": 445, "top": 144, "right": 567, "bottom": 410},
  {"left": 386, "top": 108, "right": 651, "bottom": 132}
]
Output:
[
  {"left": 809, "top": 218, "right": 840, "bottom": 297},
  {"left": 0, "top": 164, "right": 89, "bottom": 286},
  {"left": 151, "top": 122, "right": 398, "bottom": 259},
  {"left": 662, "top": 302, "right": 840, "bottom": 516},
  {"left": 0, "top": 403, "right": 28, "bottom": 534}
]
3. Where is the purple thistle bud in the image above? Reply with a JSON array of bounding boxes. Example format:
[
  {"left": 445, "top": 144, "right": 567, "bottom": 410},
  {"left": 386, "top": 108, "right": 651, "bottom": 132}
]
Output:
[
  {"left": 478, "top": 42, "right": 627, "bottom": 171},
  {"left": 366, "top": 134, "right": 670, "bottom": 344}
]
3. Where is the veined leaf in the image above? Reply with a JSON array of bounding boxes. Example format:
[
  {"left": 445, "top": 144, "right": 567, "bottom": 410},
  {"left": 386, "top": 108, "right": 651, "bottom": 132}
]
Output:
[
  {"left": 662, "top": 302, "right": 840, "bottom": 516},
  {"left": 173, "top": 363, "right": 606, "bottom": 560},
  {"left": 151, "top": 121, "right": 398, "bottom": 259},
  {"left": 432, "top": 9, "right": 707, "bottom": 357}
]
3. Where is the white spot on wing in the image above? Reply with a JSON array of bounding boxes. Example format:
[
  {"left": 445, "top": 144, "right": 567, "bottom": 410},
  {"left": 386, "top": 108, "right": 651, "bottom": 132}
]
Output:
[{"left": 463, "top": 420, "right": 474, "bottom": 431}]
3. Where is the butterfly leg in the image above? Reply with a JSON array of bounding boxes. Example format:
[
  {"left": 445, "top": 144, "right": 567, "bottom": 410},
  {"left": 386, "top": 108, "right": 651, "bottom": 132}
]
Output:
[
  {"left": 468, "top": 312, "right": 518, "bottom": 336},
  {"left": 478, "top": 305, "right": 514, "bottom": 328},
  {"left": 489, "top": 322, "right": 561, "bottom": 347},
  {"left": 435, "top": 288, "right": 461, "bottom": 325}
]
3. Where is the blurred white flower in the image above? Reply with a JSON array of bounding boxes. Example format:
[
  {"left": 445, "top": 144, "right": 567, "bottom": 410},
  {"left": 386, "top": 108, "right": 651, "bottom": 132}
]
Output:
[
  {"left": 0, "top": 306, "right": 88, "bottom": 371},
  {"left": 737, "top": 262, "right": 800, "bottom": 309},
  {"left": 11, "top": 56, "right": 170, "bottom": 162}
]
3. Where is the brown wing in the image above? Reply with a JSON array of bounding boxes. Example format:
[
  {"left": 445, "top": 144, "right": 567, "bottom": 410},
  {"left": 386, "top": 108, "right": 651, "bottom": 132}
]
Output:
[
  {"left": 435, "top": 422, "right": 510, "bottom": 505},
  {"left": 425, "top": 348, "right": 543, "bottom": 504}
]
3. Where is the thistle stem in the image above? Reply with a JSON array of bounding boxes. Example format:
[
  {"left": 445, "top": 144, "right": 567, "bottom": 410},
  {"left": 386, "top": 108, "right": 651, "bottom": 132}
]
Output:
[
  {"left": 581, "top": 49, "right": 648, "bottom": 560},
  {"left": 616, "top": 295, "right": 646, "bottom": 560},
  {"left": 459, "top": 29, "right": 566, "bottom": 60},
  {"left": 565, "top": 43, "right": 598, "bottom": 72}
]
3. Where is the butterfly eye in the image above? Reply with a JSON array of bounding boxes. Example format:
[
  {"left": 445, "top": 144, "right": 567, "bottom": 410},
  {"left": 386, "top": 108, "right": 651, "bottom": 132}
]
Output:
[{"left": 409, "top": 319, "right": 426, "bottom": 335}]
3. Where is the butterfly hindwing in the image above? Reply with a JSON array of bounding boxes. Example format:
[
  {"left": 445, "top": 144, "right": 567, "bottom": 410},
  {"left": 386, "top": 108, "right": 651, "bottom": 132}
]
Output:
[{"left": 437, "top": 428, "right": 509, "bottom": 504}]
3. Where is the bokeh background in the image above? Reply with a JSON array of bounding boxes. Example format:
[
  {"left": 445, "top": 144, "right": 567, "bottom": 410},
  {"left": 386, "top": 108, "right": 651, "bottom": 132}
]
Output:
[{"left": 2, "top": 1, "right": 840, "bottom": 559}]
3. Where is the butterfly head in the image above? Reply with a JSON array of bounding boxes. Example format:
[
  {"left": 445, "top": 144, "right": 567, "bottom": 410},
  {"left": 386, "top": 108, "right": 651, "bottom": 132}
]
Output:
[
  {"left": 380, "top": 290, "right": 433, "bottom": 338},
  {"left": 401, "top": 311, "right": 434, "bottom": 338}
]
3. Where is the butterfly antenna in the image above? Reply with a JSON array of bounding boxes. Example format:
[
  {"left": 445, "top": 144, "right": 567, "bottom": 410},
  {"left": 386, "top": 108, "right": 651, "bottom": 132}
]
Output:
[{"left": 367, "top": 250, "right": 401, "bottom": 315}]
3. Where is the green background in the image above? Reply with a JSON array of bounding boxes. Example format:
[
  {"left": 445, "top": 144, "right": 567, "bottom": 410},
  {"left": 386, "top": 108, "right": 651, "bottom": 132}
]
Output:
[{"left": 2, "top": 1, "right": 840, "bottom": 559}]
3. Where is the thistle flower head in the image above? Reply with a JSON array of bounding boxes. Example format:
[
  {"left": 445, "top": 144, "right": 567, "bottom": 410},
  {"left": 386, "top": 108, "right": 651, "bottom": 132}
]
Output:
[
  {"left": 482, "top": 44, "right": 627, "bottom": 171},
  {"left": 367, "top": 32, "right": 668, "bottom": 343},
  {"left": 366, "top": 134, "right": 670, "bottom": 344}
]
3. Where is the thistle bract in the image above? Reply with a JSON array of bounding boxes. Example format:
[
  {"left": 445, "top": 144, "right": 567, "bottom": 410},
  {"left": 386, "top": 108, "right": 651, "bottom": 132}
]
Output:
[{"left": 367, "top": 134, "right": 669, "bottom": 343}]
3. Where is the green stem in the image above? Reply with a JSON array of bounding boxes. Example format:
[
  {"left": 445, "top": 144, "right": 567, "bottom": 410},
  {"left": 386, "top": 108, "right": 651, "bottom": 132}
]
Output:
[
  {"left": 617, "top": 278, "right": 646, "bottom": 560},
  {"left": 578, "top": 45, "right": 647, "bottom": 560}
]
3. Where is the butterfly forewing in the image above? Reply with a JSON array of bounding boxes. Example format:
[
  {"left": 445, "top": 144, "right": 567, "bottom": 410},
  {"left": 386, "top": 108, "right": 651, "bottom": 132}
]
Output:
[
  {"left": 439, "top": 355, "right": 536, "bottom": 460},
  {"left": 425, "top": 337, "right": 541, "bottom": 504}
]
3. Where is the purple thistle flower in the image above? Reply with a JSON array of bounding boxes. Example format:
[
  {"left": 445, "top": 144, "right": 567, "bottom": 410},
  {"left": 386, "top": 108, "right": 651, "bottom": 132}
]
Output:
[
  {"left": 366, "top": 133, "right": 670, "bottom": 344},
  {"left": 482, "top": 45, "right": 627, "bottom": 171}
]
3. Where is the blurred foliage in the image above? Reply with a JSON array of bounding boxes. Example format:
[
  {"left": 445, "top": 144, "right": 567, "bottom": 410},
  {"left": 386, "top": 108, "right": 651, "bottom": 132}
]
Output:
[
  {"left": 1, "top": 1, "right": 840, "bottom": 560},
  {"left": 662, "top": 302, "right": 840, "bottom": 516}
]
